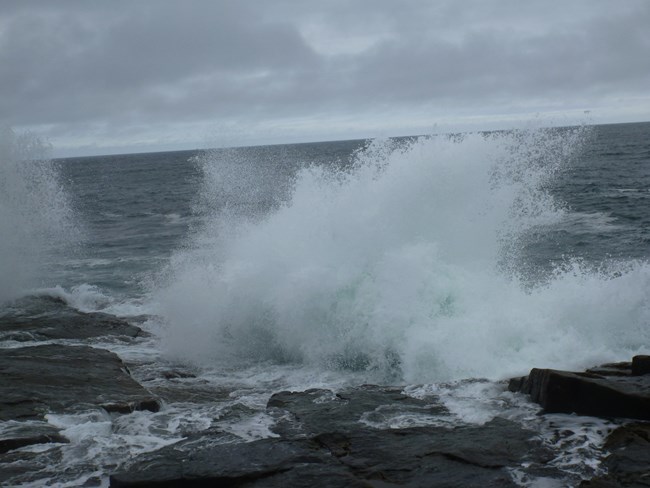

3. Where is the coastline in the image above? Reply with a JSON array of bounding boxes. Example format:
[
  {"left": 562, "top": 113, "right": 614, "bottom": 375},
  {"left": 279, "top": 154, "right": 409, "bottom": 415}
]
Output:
[{"left": 1, "top": 301, "right": 648, "bottom": 487}]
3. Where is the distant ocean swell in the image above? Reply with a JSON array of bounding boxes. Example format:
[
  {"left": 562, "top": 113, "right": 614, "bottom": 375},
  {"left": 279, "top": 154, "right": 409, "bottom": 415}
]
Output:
[{"left": 154, "top": 127, "right": 650, "bottom": 382}]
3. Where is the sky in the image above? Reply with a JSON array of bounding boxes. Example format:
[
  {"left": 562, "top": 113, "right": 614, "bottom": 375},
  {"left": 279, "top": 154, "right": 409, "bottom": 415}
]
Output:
[{"left": 1, "top": 0, "right": 649, "bottom": 157}]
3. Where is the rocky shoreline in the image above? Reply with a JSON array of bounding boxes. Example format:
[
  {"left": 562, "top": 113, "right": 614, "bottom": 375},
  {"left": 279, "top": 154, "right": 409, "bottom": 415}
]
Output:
[
  {"left": 1, "top": 298, "right": 649, "bottom": 487},
  {"left": 508, "top": 358, "right": 650, "bottom": 487}
]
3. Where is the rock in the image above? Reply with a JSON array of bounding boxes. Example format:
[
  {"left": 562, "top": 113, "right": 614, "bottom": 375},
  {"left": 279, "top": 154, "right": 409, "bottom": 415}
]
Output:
[
  {"left": 268, "top": 385, "right": 448, "bottom": 437},
  {"left": 161, "top": 369, "right": 197, "bottom": 379},
  {"left": 110, "top": 424, "right": 543, "bottom": 487},
  {"left": 580, "top": 423, "right": 650, "bottom": 487},
  {"left": 509, "top": 364, "right": 650, "bottom": 420},
  {"left": 0, "top": 294, "right": 144, "bottom": 341},
  {"left": 110, "top": 387, "right": 563, "bottom": 487},
  {"left": 586, "top": 362, "right": 632, "bottom": 377},
  {"left": 632, "top": 355, "right": 650, "bottom": 376},
  {"left": 109, "top": 437, "right": 337, "bottom": 488},
  {"left": 0, "top": 420, "right": 68, "bottom": 454},
  {"left": 0, "top": 344, "right": 160, "bottom": 421}
]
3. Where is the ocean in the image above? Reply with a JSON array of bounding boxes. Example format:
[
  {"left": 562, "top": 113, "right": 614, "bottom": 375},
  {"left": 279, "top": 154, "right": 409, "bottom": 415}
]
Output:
[{"left": 1, "top": 121, "right": 649, "bottom": 485}]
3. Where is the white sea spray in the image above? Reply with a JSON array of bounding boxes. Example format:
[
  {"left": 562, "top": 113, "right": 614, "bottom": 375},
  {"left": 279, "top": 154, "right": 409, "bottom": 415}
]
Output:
[
  {"left": 0, "top": 127, "right": 79, "bottom": 303},
  {"left": 155, "top": 127, "right": 650, "bottom": 382}
]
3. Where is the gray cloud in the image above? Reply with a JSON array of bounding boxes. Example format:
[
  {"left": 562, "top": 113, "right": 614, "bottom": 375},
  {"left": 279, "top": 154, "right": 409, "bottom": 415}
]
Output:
[{"left": 1, "top": 0, "right": 648, "bottom": 155}]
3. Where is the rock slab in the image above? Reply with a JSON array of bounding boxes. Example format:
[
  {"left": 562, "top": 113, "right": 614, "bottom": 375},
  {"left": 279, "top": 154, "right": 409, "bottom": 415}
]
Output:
[
  {"left": 0, "top": 344, "right": 160, "bottom": 421},
  {"left": 509, "top": 357, "right": 650, "bottom": 420},
  {"left": 0, "top": 295, "right": 143, "bottom": 341},
  {"left": 110, "top": 386, "right": 561, "bottom": 487}
]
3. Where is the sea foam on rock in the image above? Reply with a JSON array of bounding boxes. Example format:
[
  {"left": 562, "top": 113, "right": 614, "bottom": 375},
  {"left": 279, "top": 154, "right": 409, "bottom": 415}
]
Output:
[
  {"left": 508, "top": 356, "right": 650, "bottom": 485},
  {"left": 110, "top": 386, "right": 562, "bottom": 487},
  {"left": 579, "top": 423, "right": 650, "bottom": 488},
  {"left": 109, "top": 376, "right": 650, "bottom": 487},
  {"left": 0, "top": 302, "right": 159, "bottom": 457}
]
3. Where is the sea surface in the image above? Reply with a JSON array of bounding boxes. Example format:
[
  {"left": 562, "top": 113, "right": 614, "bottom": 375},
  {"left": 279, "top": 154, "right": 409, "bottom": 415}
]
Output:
[{"left": 1, "top": 121, "right": 650, "bottom": 486}]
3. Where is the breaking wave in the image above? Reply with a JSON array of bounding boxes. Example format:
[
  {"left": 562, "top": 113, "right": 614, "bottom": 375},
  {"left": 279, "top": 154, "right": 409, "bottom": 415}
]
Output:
[{"left": 155, "top": 128, "right": 650, "bottom": 382}]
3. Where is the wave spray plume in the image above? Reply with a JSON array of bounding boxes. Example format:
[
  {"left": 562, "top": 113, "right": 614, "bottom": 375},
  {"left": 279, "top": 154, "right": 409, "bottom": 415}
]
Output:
[
  {"left": 156, "top": 128, "right": 650, "bottom": 382},
  {"left": 0, "top": 127, "right": 79, "bottom": 302}
]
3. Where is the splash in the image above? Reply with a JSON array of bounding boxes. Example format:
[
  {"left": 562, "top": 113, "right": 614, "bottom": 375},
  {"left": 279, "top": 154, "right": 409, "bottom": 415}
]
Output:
[
  {"left": 155, "top": 127, "right": 650, "bottom": 382},
  {"left": 0, "top": 127, "right": 79, "bottom": 303}
]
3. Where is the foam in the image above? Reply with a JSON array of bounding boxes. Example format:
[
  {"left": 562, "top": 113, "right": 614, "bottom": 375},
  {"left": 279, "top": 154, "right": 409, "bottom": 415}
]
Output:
[{"left": 154, "top": 127, "right": 650, "bottom": 382}]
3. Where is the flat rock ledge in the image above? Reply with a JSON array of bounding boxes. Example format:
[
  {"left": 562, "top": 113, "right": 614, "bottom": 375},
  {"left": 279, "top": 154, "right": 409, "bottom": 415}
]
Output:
[
  {"left": 0, "top": 297, "right": 159, "bottom": 456},
  {"left": 0, "top": 344, "right": 160, "bottom": 421},
  {"left": 110, "top": 386, "right": 563, "bottom": 488},
  {"left": 110, "top": 362, "right": 650, "bottom": 488},
  {"left": 0, "top": 295, "right": 144, "bottom": 341},
  {"left": 0, "top": 344, "right": 160, "bottom": 454},
  {"left": 508, "top": 356, "right": 650, "bottom": 420}
]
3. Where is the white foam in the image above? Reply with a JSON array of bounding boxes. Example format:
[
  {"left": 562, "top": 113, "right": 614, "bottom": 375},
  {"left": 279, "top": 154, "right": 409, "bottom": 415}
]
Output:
[
  {"left": 359, "top": 405, "right": 457, "bottom": 430},
  {"left": 218, "top": 412, "right": 280, "bottom": 441},
  {"left": 538, "top": 414, "right": 616, "bottom": 470},
  {"left": 405, "top": 380, "right": 617, "bottom": 483},
  {"left": 22, "top": 409, "right": 185, "bottom": 486},
  {"left": 36, "top": 284, "right": 113, "bottom": 312},
  {"left": 405, "top": 380, "right": 539, "bottom": 425},
  {"left": 154, "top": 127, "right": 650, "bottom": 383},
  {"left": 32, "top": 284, "right": 154, "bottom": 319}
]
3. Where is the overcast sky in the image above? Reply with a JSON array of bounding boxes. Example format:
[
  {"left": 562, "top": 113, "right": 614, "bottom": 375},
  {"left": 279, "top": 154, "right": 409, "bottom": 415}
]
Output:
[{"left": 1, "top": 0, "right": 649, "bottom": 156}]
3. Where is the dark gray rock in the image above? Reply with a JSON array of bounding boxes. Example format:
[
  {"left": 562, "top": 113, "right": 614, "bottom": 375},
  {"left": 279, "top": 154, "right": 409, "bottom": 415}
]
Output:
[
  {"left": 110, "top": 424, "right": 542, "bottom": 488},
  {"left": 110, "top": 387, "right": 562, "bottom": 487},
  {"left": 508, "top": 364, "right": 650, "bottom": 420},
  {"left": 632, "top": 355, "right": 650, "bottom": 376},
  {"left": 510, "top": 360, "right": 650, "bottom": 485},
  {"left": 587, "top": 362, "right": 633, "bottom": 377},
  {"left": 0, "top": 296, "right": 144, "bottom": 341},
  {"left": 580, "top": 423, "right": 650, "bottom": 487},
  {"left": 0, "top": 344, "right": 160, "bottom": 421},
  {"left": 0, "top": 420, "right": 68, "bottom": 454},
  {"left": 268, "top": 385, "right": 448, "bottom": 437},
  {"left": 110, "top": 437, "right": 336, "bottom": 488}
]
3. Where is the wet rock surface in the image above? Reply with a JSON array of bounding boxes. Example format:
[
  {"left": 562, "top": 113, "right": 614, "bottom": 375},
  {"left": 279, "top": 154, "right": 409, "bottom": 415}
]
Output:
[
  {"left": 2, "top": 302, "right": 649, "bottom": 488},
  {"left": 110, "top": 387, "right": 561, "bottom": 487},
  {"left": 0, "top": 295, "right": 143, "bottom": 341},
  {"left": 509, "top": 357, "right": 650, "bottom": 420},
  {"left": 510, "top": 360, "right": 650, "bottom": 487},
  {"left": 110, "top": 362, "right": 650, "bottom": 488},
  {"left": 0, "top": 298, "right": 158, "bottom": 463},
  {"left": 0, "top": 420, "right": 68, "bottom": 454},
  {"left": 579, "top": 423, "right": 650, "bottom": 488},
  {"left": 267, "top": 385, "right": 449, "bottom": 436},
  {"left": 0, "top": 344, "right": 160, "bottom": 421}
]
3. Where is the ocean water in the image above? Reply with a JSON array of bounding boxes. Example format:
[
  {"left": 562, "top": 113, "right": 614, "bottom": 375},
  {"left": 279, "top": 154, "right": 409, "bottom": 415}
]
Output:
[{"left": 1, "top": 122, "right": 650, "bottom": 485}]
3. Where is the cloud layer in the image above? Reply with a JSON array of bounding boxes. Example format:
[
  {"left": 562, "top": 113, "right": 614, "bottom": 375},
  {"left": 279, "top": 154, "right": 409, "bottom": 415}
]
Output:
[{"left": 1, "top": 0, "right": 649, "bottom": 155}]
